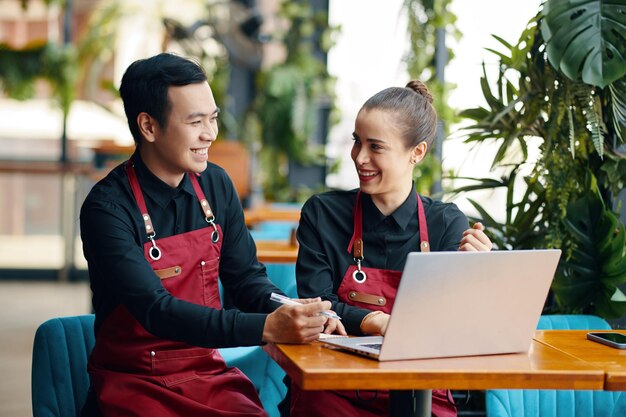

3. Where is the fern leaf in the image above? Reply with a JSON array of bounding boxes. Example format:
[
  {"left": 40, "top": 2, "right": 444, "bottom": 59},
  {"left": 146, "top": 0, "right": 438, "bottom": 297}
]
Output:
[{"left": 608, "top": 79, "right": 626, "bottom": 143}]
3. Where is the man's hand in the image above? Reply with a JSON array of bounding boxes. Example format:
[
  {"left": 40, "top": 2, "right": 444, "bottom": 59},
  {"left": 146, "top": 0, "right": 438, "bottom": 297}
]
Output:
[
  {"left": 459, "top": 222, "right": 493, "bottom": 252},
  {"left": 262, "top": 299, "right": 332, "bottom": 343}
]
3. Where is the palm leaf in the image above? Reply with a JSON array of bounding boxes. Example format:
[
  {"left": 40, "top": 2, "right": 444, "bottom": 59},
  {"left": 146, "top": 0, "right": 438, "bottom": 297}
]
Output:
[
  {"left": 458, "top": 107, "right": 491, "bottom": 121},
  {"left": 541, "top": 0, "right": 626, "bottom": 88}
]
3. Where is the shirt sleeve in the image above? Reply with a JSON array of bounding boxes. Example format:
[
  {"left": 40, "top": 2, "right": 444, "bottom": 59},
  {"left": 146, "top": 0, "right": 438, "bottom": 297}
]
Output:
[
  {"left": 80, "top": 190, "right": 269, "bottom": 349},
  {"left": 435, "top": 202, "right": 470, "bottom": 251},
  {"left": 295, "top": 196, "right": 371, "bottom": 335}
]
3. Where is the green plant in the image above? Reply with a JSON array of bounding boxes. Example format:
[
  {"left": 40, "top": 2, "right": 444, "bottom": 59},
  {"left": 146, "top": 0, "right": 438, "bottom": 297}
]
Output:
[
  {"left": 74, "top": 0, "right": 125, "bottom": 101},
  {"left": 0, "top": 41, "right": 77, "bottom": 114},
  {"left": 448, "top": 169, "right": 548, "bottom": 251},
  {"left": 541, "top": 0, "right": 626, "bottom": 89},
  {"left": 249, "top": 0, "right": 337, "bottom": 202},
  {"left": 552, "top": 175, "right": 626, "bottom": 318},
  {"left": 454, "top": 1, "right": 626, "bottom": 319},
  {"left": 402, "top": 0, "right": 461, "bottom": 195}
]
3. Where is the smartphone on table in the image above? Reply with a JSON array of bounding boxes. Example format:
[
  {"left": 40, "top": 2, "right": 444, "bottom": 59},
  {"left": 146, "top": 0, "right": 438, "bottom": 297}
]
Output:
[{"left": 586, "top": 332, "right": 626, "bottom": 349}]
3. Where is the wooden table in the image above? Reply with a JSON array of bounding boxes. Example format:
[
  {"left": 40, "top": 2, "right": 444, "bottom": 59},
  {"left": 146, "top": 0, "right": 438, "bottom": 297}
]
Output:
[
  {"left": 244, "top": 205, "right": 301, "bottom": 226},
  {"left": 264, "top": 336, "right": 605, "bottom": 417},
  {"left": 255, "top": 240, "right": 298, "bottom": 263},
  {"left": 534, "top": 330, "right": 626, "bottom": 391}
]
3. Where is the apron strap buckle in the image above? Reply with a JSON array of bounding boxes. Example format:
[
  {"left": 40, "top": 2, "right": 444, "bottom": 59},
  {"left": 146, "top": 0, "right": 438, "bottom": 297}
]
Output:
[
  {"left": 205, "top": 216, "right": 220, "bottom": 243},
  {"left": 352, "top": 258, "right": 367, "bottom": 283},
  {"left": 148, "top": 232, "right": 162, "bottom": 261}
]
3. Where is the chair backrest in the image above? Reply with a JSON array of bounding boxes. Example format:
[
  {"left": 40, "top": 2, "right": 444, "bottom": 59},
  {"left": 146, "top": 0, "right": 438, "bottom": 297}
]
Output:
[
  {"left": 537, "top": 314, "right": 612, "bottom": 330},
  {"left": 31, "top": 315, "right": 95, "bottom": 417},
  {"left": 486, "top": 314, "right": 625, "bottom": 417}
]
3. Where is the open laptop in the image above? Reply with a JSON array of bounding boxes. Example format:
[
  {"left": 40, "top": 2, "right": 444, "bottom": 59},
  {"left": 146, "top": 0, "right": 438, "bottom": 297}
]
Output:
[{"left": 323, "top": 249, "right": 561, "bottom": 361}]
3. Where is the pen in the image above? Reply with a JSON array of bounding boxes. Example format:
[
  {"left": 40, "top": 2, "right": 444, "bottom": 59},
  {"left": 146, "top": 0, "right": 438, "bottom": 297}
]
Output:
[{"left": 270, "top": 292, "right": 342, "bottom": 320}]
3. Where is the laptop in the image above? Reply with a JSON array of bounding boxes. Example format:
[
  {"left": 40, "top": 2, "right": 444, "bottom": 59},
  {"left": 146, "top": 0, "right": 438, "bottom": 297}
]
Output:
[{"left": 323, "top": 249, "right": 561, "bottom": 361}]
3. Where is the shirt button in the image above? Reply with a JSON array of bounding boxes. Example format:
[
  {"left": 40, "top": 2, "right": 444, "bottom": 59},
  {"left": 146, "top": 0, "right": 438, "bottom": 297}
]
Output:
[{"left": 150, "top": 351, "right": 155, "bottom": 357}]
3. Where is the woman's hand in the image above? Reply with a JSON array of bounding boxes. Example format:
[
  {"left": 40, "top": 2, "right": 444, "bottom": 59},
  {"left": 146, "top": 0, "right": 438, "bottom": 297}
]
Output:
[
  {"left": 360, "top": 311, "right": 390, "bottom": 336},
  {"left": 459, "top": 222, "right": 493, "bottom": 252},
  {"left": 322, "top": 314, "right": 347, "bottom": 335}
]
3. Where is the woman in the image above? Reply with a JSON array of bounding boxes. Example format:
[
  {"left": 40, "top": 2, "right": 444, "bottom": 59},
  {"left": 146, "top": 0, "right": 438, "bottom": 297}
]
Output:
[{"left": 286, "top": 80, "right": 492, "bottom": 417}]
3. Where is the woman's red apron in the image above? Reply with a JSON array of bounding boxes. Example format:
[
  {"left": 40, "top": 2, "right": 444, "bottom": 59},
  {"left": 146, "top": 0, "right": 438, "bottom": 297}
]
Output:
[
  {"left": 290, "top": 191, "right": 456, "bottom": 417},
  {"left": 87, "top": 162, "right": 267, "bottom": 417}
]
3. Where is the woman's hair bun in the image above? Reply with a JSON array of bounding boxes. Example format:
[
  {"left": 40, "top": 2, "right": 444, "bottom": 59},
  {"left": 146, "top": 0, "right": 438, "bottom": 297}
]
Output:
[{"left": 405, "top": 80, "right": 433, "bottom": 104}]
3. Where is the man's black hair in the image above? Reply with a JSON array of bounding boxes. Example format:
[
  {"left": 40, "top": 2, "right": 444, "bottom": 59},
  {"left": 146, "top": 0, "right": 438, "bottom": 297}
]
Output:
[{"left": 119, "top": 53, "right": 208, "bottom": 146}]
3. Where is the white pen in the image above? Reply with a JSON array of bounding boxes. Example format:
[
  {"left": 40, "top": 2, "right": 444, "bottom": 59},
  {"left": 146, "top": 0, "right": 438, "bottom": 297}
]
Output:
[{"left": 270, "top": 292, "right": 342, "bottom": 320}]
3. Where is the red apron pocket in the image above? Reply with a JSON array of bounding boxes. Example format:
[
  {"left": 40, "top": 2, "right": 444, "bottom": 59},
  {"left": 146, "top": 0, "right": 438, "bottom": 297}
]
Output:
[
  {"left": 161, "top": 370, "right": 200, "bottom": 387},
  {"left": 199, "top": 257, "right": 221, "bottom": 307},
  {"left": 150, "top": 347, "right": 219, "bottom": 375}
]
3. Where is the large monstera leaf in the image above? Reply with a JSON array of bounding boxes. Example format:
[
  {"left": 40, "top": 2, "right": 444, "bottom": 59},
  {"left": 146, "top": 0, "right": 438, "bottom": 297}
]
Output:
[
  {"left": 552, "top": 184, "right": 626, "bottom": 319},
  {"left": 541, "top": 0, "right": 626, "bottom": 88}
]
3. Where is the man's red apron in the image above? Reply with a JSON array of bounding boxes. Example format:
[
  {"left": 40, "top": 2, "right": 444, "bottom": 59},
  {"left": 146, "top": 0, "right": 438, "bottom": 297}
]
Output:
[
  {"left": 290, "top": 191, "right": 456, "bottom": 417},
  {"left": 87, "top": 162, "right": 267, "bottom": 417}
]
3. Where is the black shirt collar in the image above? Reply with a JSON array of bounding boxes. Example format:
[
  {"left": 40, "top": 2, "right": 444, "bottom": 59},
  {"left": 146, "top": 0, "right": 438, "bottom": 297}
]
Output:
[
  {"left": 361, "top": 183, "right": 418, "bottom": 231},
  {"left": 132, "top": 153, "right": 196, "bottom": 208}
]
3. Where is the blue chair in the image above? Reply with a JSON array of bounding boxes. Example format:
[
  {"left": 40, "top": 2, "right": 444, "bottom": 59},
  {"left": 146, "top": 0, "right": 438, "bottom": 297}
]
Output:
[
  {"left": 31, "top": 315, "right": 95, "bottom": 417},
  {"left": 485, "top": 315, "right": 626, "bottom": 417},
  {"left": 249, "top": 221, "right": 297, "bottom": 241}
]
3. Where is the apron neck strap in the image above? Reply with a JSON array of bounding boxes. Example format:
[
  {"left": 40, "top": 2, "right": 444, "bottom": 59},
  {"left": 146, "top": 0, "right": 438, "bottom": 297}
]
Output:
[
  {"left": 125, "top": 159, "right": 218, "bottom": 240},
  {"left": 416, "top": 196, "right": 430, "bottom": 252},
  {"left": 126, "top": 160, "right": 154, "bottom": 238},
  {"left": 347, "top": 190, "right": 430, "bottom": 257},
  {"left": 188, "top": 173, "right": 214, "bottom": 220}
]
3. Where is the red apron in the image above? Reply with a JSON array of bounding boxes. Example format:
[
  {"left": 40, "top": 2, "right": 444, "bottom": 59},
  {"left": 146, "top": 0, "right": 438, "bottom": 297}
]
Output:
[
  {"left": 290, "top": 191, "right": 456, "bottom": 417},
  {"left": 87, "top": 162, "right": 267, "bottom": 417}
]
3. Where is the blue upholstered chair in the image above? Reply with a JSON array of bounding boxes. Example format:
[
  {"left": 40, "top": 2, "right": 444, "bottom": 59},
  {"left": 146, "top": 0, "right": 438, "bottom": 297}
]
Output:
[
  {"left": 249, "top": 221, "right": 297, "bottom": 241},
  {"left": 485, "top": 315, "right": 626, "bottom": 417},
  {"left": 31, "top": 315, "right": 95, "bottom": 417},
  {"left": 32, "top": 264, "right": 297, "bottom": 417}
]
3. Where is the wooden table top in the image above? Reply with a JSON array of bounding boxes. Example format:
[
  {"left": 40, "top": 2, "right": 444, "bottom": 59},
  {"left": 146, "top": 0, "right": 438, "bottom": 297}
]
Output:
[
  {"left": 255, "top": 240, "right": 298, "bottom": 263},
  {"left": 534, "top": 330, "right": 626, "bottom": 391},
  {"left": 264, "top": 337, "right": 604, "bottom": 391},
  {"left": 244, "top": 206, "right": 301, "bottom": 226}
]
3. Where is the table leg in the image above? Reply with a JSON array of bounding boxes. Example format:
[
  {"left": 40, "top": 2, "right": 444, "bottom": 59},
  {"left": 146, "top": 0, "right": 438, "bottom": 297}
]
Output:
[{"left": 390, "top": 389, "right": 431, "bottom": 417}]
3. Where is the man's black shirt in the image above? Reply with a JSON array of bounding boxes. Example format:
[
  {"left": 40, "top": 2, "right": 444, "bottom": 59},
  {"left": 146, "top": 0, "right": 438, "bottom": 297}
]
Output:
[{"left": 80, "top": 154, "right": 280, "bottom": 348}]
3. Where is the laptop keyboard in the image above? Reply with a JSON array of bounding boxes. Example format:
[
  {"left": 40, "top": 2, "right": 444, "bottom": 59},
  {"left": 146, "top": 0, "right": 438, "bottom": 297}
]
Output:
[{"left": 359, "top": 343, "right": 382, "bottom": 351}]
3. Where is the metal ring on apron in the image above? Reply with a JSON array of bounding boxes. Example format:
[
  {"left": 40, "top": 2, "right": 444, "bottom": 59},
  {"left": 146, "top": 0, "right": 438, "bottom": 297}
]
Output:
[
  {"left": 205, "top": 216, "right": 220, "bottom": 243},
  {"left": 148, "top": 233, "right": 162, "bottom": 260},
  {"left": 352, "top": 258, "right": 367, "bottom": 283}
]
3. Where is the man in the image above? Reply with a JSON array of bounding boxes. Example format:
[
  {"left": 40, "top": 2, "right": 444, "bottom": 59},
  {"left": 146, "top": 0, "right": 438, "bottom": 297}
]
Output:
[{"left": 80, "top": 52, "right": 336, "bottom": 416}]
